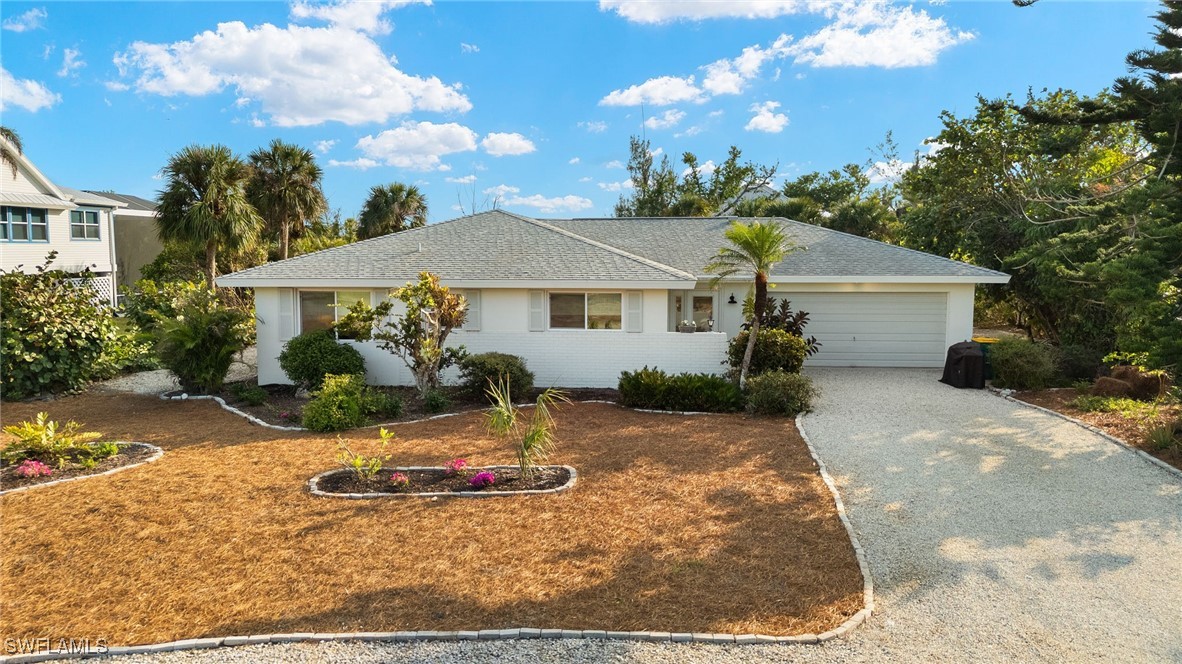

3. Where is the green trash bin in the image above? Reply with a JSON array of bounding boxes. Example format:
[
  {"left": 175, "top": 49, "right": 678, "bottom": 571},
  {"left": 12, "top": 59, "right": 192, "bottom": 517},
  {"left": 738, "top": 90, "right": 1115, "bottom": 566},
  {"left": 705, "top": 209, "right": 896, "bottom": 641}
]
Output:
[{"left": 973, "top": 337, "right": 998, "bottom": 380}]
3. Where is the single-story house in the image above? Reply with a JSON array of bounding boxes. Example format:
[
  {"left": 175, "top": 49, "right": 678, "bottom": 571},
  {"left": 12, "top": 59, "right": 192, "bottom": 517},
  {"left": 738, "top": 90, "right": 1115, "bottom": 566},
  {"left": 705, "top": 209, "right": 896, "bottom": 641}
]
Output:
[{"left": 218, "top": 210, "right": 1010, "bottom": 388}]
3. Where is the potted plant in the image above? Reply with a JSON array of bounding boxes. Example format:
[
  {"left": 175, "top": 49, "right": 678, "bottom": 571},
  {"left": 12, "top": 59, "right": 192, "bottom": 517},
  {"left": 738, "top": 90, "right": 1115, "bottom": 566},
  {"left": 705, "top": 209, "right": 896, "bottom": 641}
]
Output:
[{"left": 677, "top": 320, "right": 697, "bottom": 333}]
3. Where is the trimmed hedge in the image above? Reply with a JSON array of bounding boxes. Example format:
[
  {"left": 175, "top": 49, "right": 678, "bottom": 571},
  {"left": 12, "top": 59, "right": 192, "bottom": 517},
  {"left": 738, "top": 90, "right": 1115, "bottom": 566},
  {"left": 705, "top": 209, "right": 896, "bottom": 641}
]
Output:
[
  {"left": 990, "top": 337, "right": 1061, "bottom": 390},
  {"left": 459, "top": 352, "right": 534, "bottom": 400},
  {"left": 279, "top": 330, "right": 366, "bottom": 390},
  {"left": 727, "top": 328, "right": 808, "bottom": 376},
  {"left": 745, "top": 370, "right": 818, "bottom": 417},
  {"left": 618, "top": 366, "right": 744, "bottom": 412}
]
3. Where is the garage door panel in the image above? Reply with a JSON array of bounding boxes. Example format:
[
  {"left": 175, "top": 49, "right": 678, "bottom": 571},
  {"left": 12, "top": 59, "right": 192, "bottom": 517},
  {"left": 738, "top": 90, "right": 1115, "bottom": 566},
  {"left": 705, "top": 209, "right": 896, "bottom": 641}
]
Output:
[{"left": 776, "top": 292, "right": 948, "bottom": 367}]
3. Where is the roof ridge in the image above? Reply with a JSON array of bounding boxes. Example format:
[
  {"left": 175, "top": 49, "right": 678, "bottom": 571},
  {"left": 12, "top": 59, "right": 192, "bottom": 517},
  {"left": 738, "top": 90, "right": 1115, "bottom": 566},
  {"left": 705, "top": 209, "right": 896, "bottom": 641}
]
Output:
[
  {"left": 522, "top": 216, "right": 696, "bottom": 281},
  {"left": 766, "top": 216, "right": 1008, "bottom": 278}
]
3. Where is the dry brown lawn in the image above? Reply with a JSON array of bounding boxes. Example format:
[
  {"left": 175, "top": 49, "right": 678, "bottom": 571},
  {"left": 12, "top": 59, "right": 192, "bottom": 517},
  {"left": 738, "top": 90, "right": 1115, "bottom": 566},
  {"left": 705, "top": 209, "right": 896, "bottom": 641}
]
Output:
[{"left": 0, "top": 394, "right": 863, "bottom": 646}]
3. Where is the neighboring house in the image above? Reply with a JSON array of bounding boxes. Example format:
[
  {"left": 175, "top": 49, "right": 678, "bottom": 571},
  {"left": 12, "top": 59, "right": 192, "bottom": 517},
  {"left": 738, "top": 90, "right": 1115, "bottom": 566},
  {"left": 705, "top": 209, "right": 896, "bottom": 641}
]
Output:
[
  {"left": 718, "top": 182, "right": 783, "bottom": 216},
  {"left": 219, "top": 210, "right": 1010, "bottom": 388},
  {"left": 0, "top": 138, "right": 123, "bottom": 306},
  {"left": 85, "top": 191, "right": 161, "bottom": 290}
]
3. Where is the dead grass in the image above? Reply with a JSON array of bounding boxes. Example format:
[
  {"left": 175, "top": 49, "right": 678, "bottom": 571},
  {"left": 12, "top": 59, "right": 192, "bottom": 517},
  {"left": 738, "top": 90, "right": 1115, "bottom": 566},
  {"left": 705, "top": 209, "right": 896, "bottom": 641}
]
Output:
[
  {"left": 0, "top": 395, "right": 863, "bottom": 646},
  {"left": 1015, "top": 388, "right": 1182, "bottom": 470}
]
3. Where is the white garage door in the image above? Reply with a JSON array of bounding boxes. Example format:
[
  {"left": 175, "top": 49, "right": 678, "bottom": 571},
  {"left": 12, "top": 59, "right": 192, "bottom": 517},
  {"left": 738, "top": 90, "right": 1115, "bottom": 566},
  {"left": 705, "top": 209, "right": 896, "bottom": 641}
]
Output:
[{"left": 778, "top": 292, "right": 948, "bottom": 367}]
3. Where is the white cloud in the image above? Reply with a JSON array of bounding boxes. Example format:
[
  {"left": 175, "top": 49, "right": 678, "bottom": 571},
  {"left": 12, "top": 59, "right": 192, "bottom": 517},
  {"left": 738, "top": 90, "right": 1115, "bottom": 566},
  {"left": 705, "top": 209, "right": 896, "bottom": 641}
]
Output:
[
  {"left": 289, "top": 0, "right": 427, "bottom": 35},
  {"left": 483, "top": 184, "right": 519, "bottom": 198},
  {"left": 578, "top": 176, "right": 593, "bottom": 182},
  {"left": 57, "top": 47, "right": 85, "bottom": 77},
  {"left": 313, "top": 139, "right": 337, "bottom": 154},
  {"left": 3, "top": 7, "right": 47, "bottom": 32},
  {"left": 604, "top": 160, "right": 625, "bottom": 169},
  {"left": 446, "top": 174, "right": 477, "bottom": 184},
  {"left": 105, "top": 80, "right": 130, "bottom": 91},
  {"left": 682, "top": 159, "right": 716, "bottom": 177},
  {"left": 578, "top": 120, "right": 608, "bottom": 133},
  {"left": 481, "top": 132, "right": 536, "bottom": 157},
  {"left": 644, "top": 108, "right": 685, "bottom": 130},
  {"left": 702, "top": 34, "right": 791, "bottom": 95},
  {"left": 600, "top": 0, "right": 810, "bottom": 24},
  {"left": 707, "top": 110, "right": 724, "bottom": 118},
  {"left": 866, "top": 159, "right": 911, "bottom": 184},
  {"left": 745, "top": 101, "right": 789, "bottom": 133},
  {"left": 0, "top": 66, "right": 60, "bottom": 112},
  {"left": 460, "top": 42, "right": 479, "bottom": 53},
  {"left": 327, "top": 157, "right": 381, "bottom": 170},
  {"left": 788, "top": 1, "right": 974, "bottom": 68},
  {"left": 484, "top": 184, "right": 593, "bottom": 213},
  {"left": 568, "top": 157, "right": 580, "bottom": 165},
  {"left": 597, "top": 179, "right": 633, "bottom": 192},
  {"left": 600, "top": 75, "right": 704, "bottom": 107},
  {"left": 353, "top": 121, "right": 479, "bottom": 171},
  {"left": 112, "top": 12, "right": 470, "bottom": 127}
]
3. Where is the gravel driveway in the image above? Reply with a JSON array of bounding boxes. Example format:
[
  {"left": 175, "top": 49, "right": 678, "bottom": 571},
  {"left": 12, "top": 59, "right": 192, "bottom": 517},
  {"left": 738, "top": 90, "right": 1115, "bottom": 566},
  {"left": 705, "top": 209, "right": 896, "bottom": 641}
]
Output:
[{"left": 102, "top": 369, "right": 1182, "bottom": 663}]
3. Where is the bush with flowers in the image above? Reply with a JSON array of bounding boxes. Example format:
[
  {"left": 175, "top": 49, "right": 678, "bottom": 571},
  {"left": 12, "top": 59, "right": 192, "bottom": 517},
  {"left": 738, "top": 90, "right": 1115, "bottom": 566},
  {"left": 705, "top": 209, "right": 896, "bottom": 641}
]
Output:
[{"left": 468, "top": 470, "right": 496, "bottom": 488}]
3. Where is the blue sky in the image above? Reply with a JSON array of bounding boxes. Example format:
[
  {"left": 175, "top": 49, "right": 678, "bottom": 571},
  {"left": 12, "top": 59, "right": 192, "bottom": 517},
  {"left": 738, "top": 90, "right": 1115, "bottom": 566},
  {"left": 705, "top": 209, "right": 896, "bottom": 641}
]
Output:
[{"left": 0, "top": 0, "right": 1162, "bottom": 222}]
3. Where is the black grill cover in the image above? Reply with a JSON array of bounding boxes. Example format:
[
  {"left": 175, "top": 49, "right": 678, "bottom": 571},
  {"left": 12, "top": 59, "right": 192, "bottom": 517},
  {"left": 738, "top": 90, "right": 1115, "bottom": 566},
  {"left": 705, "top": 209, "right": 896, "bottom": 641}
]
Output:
[{"left": 940, "top": 341, "right": 985, "bottom": 389}]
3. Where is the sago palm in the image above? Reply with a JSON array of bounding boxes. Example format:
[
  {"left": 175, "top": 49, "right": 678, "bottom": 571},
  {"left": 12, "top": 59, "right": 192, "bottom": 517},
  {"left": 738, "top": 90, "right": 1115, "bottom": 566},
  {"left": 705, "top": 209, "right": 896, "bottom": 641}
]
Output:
[
  {"left": 156, "top": 145, "right": 262, "bottom": 287},
  {"left": 706, "top": 220, "right": 799, "bottom": 388},
  {"left": 1, "top": 126, "right": 23, "bottom": 178},
  {"left": 248, "top": 139, "right": 326, "bottom": 260},
  {"left": 358, "top": 183, "right": 428, "bottom": 239}
]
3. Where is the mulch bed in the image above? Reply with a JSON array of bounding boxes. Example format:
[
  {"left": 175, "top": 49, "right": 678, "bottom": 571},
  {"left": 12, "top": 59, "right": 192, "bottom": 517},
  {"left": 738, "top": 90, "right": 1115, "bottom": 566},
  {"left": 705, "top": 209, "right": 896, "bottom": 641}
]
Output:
[
  {"left": 315, "top": 466, "right": 571, "bottom": 495},
  {"left": 212, "top": 380, "right": 622, "bottom": 428},
  {"left": 0, "top": 444, "right": 156, "bottom": 492},
  {"left": 1013, "top": 388, "right": 1182, "bottom": 470},
  {"left": 0, "top": 394, "right": 862, "bottom": 646}
]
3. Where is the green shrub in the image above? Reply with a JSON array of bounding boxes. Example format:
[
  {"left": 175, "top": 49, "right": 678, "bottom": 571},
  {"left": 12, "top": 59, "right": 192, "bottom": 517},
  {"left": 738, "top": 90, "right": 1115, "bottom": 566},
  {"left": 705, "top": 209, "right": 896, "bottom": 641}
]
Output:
[
  {"left": 229, "top": 383, "right": 268, "bottom": 406},
  {"left": 302, "top": 373, "right": 367, "bottom": 432},
  {"left": 618, "top": 366, "right": 744, "bottom": 412},
  {"left": 154, "top": 289, "right": 252, "bottom": 394},
  {"left": 989, "top": 338, "right": 1061, "bottom": 390},
  {"left": 458, "top": 352, "right": 534, "bottom": 400},
  {"left": 1070, "top": 395, "right": 1157, "bottom": 417},
  {"left": 92, "top": 325, "right": 160, "bottom": 379},
  {"left": 120, "top": 279, "right": 206, "bottom": 333},
  {"left": 727, "top": 328, "right": 808, "bottom": 376},
  {"left": 1, "top": 412, "right": 112, "bottom": 469},
  {"left": 1, "top": 254, "right": 119, "bottom": 400},
  {"left": 423, "top": 389, "right": 451, "bottom": 414},
  {"left": 362, "top": 389, "right": 404, "bottom": 420},
  {"left": 745, "top": 371, "right": 818, "bottom": 417},
  {"left": 1146, "top": 421, "right": 1181, "bottom": 451},
  {"left": 1059, "top": 344, "right": 1105, "bottom": 382},
  {"left": 278, "top": 330, "right": 366, "bottom": 390}
]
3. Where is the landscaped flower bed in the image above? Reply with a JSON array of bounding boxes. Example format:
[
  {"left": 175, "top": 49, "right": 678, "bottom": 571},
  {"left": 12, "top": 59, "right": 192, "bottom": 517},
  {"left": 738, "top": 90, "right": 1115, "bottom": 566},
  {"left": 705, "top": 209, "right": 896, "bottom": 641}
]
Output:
[
  {"left": 0, "top": 442, "right": 159, "bottom": 493},
  {"left": 310, "top": 464, "right": 576, "bottom": 497}
]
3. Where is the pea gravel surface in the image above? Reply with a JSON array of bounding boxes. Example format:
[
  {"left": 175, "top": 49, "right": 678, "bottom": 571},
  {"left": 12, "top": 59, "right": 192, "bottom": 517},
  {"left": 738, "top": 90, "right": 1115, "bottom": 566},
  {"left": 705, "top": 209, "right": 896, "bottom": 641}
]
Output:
[{"left": 104, "top": 369, "right": 1182, "bottom": 664}]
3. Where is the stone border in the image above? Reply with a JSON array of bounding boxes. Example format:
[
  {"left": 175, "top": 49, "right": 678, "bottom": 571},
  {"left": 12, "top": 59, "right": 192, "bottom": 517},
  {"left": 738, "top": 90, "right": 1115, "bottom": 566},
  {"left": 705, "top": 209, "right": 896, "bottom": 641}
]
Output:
[
  {"left": 990, "top": 388, "right": 1182, "bottom": 481},
  {"left": 0, "top": 443, "right": 164, "bottom": 497},
  {"left": 0, "top": 406, "right": 873, "bottom": 662},
  {"left": 308, "top": 464, "right": 579, "bottom": 499}
]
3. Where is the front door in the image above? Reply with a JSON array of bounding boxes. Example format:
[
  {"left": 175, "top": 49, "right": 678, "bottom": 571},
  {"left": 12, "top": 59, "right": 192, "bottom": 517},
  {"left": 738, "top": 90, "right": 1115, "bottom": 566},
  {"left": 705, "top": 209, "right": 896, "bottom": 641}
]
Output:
[{"left": 690, "top": 291, "right": 715, "bottom": 331}]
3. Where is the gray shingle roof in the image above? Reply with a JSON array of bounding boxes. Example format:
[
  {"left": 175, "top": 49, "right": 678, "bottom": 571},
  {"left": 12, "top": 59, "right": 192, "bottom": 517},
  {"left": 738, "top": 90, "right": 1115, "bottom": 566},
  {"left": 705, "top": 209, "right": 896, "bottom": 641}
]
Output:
[
  {"left": 219, "top": 211, "right": 1008, "bottom": 286},
  {"left": 59, "top": 187, "right": 124, "bottom": 208},
  {"left": 219, "top": 210, "right": 696, "bottom": 285},
  {"left": 84, "top": 191, "right": 157, "bottom": 212}
]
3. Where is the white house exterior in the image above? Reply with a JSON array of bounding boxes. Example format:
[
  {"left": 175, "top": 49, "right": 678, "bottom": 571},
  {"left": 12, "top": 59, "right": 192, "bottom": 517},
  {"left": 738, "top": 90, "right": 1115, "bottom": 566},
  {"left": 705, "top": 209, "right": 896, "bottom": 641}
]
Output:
[
  {"left": 0, "top": 138, "right": 124, "bottom": 305},
  {"left": 219, "top": 210, "right": 1010, "bottom": 388}
]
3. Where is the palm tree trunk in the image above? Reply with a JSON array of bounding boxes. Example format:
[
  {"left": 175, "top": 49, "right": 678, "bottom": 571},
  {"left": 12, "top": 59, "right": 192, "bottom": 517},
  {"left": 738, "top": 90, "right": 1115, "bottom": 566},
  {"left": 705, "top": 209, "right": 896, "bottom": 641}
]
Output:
[
  {"left": 280, "top": 218, "right": 290, "bottom": 260},
  {"left": 739, "top": 274, "right": 769, "bottom": 389},
  {"left": 204, "top": 240, "right": 218, "bottom": 289}
]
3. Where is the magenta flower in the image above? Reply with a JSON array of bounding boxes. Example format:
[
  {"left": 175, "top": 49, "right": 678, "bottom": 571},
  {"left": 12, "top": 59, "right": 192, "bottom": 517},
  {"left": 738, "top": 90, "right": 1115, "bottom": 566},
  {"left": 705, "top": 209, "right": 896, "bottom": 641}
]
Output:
[
  {"left": 468, "top": 471, "right": 495, "bottom": 488},
  {"left": 389, "top": 472, "right": 410, "bottom": 489},
  {"left": 443, "top": 458, "right": 469, "bottom": 476},
  {"left": 15, "top": 459, "right": 52, "bottom": 478}
]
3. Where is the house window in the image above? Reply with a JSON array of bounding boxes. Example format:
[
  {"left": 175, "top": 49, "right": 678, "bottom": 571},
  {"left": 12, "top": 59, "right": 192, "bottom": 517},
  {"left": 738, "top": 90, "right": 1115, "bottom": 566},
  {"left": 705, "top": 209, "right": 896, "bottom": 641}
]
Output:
[
  {"left": 548, "top": 292, "right": 622, "bottom": 330},
  {"left": 299, "top": 290, "right": 369, "bottom": 337},
  {"left": 70, "top": 209, "right": 101, "bottom": 240},
  {"left": 1, "top": 206, "right": 49, "bottom": 242}
]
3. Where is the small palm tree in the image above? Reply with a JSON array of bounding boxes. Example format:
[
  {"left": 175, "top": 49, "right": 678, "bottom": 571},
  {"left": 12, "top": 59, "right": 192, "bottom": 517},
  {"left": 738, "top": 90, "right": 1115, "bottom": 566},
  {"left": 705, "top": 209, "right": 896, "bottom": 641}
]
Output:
[
  {"left": 486, "top": 377, "right": 569, "bottom": 481},
  {"left": 706, "top": 220, "right": 800, "bottom": 388},
  {"left": 357, "top": 183, "right": 428, "bottom": 239},
  {"left": 1, "top": 126, "right": 23, "bottom": 178},
  {"left": 157, "top": 145, "right": 262, "bottom": 287},
  {"left": 248, "top": 139, "right": 327, "bottom": 260}
]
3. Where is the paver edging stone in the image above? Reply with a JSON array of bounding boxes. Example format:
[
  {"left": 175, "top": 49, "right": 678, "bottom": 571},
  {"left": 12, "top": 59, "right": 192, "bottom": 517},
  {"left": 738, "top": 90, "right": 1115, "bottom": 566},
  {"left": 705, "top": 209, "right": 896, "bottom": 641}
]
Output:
[
  {"left": 0, "top": 442, "right": 164, "bottom": 497},
  {"left": 989, "top": 388, "right": 1182, "bottom": 481}
]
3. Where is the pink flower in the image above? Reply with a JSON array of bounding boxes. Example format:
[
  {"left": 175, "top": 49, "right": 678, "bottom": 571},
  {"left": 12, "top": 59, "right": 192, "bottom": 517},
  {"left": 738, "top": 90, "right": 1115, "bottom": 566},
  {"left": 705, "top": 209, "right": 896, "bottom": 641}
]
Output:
[
  {"left": 468, "top": 471, "right": 495, "bottom": 488},
  {"left": 443, "top": 458, "right": 469, "bottom": 476},
  {"left": 390, "top": 472, "right": 410, "bottom": 489},
  {"left": 15, "top": 459, "right": 52, "bottom": 478}
]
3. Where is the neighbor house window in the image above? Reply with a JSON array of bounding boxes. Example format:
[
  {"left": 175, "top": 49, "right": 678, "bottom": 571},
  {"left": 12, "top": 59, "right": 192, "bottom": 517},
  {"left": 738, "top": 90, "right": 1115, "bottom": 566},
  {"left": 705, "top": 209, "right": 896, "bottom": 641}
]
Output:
[
  {"left": 548, "top": 292, "right": 622, "bottom": 330},
  {"left": 1, "top": 206, "right": 49, "bottom": 242},
  {"left": 70, "top": 209, "right": 101, "bottom": 239},
  {"left": 299, "top": 290, "right": 370, "bottom": 338}
]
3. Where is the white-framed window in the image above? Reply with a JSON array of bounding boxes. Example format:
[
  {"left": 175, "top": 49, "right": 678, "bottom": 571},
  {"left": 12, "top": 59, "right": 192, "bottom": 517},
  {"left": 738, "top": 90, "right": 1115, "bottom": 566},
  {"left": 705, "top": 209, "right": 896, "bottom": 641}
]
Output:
[
  {"left": 70, "top": 209, "right": 101, "bottom": 240},
  {"left": 548, "top": 292, "right": 623, "bottom": 330},
  {"left": 298, "top": 290, "right": 370, "bottom": 338},
  {"left": 1, "top": 206, "right": 49, "bottom": 242}
]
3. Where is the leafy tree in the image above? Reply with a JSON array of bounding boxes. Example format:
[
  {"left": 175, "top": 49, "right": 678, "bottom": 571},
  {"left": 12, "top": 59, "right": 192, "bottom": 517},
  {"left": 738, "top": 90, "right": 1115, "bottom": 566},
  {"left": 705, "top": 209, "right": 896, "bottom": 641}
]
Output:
[
  {"left": 737, "top": 163, "right": 899, "bottom": 241},
  {"left": 705, "top": 221, "right": 800, "bottom": 388},
  {"left": 156, "top": 145, "right": 262, "bottom": 287},
  {"left": 248, "top": 139, "right": 326, "bottom": 260},
  {"left": 336, "top": 272, "right": 468, "bottom": 395},
  {"left": 358, "top": 183, "right": 427, "bottom": 239},
  {"left": 1, "top": 126, "right": 22, "bottom": 177},
  {"left": 291, "top": 210, "right": 359, "bottom": 256}
]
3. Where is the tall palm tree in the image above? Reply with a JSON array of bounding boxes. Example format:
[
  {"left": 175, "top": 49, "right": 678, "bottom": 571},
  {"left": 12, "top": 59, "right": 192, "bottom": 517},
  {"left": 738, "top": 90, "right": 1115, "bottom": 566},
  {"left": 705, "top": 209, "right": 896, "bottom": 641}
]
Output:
[
  {"left": 1, "top": 126, "right": 23, "bottom": 178},
  {"left": 357, "top": 183, "right": 428, "bottom": 239},
  {"left": 157, "top": 145, "right": 262, "bottom": 288},
  {"left": 705, "top": 220, "right": 800, "bottom": 388},
  {"left": 248, "top": 139, "right": 326, "bottom": 260}
]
